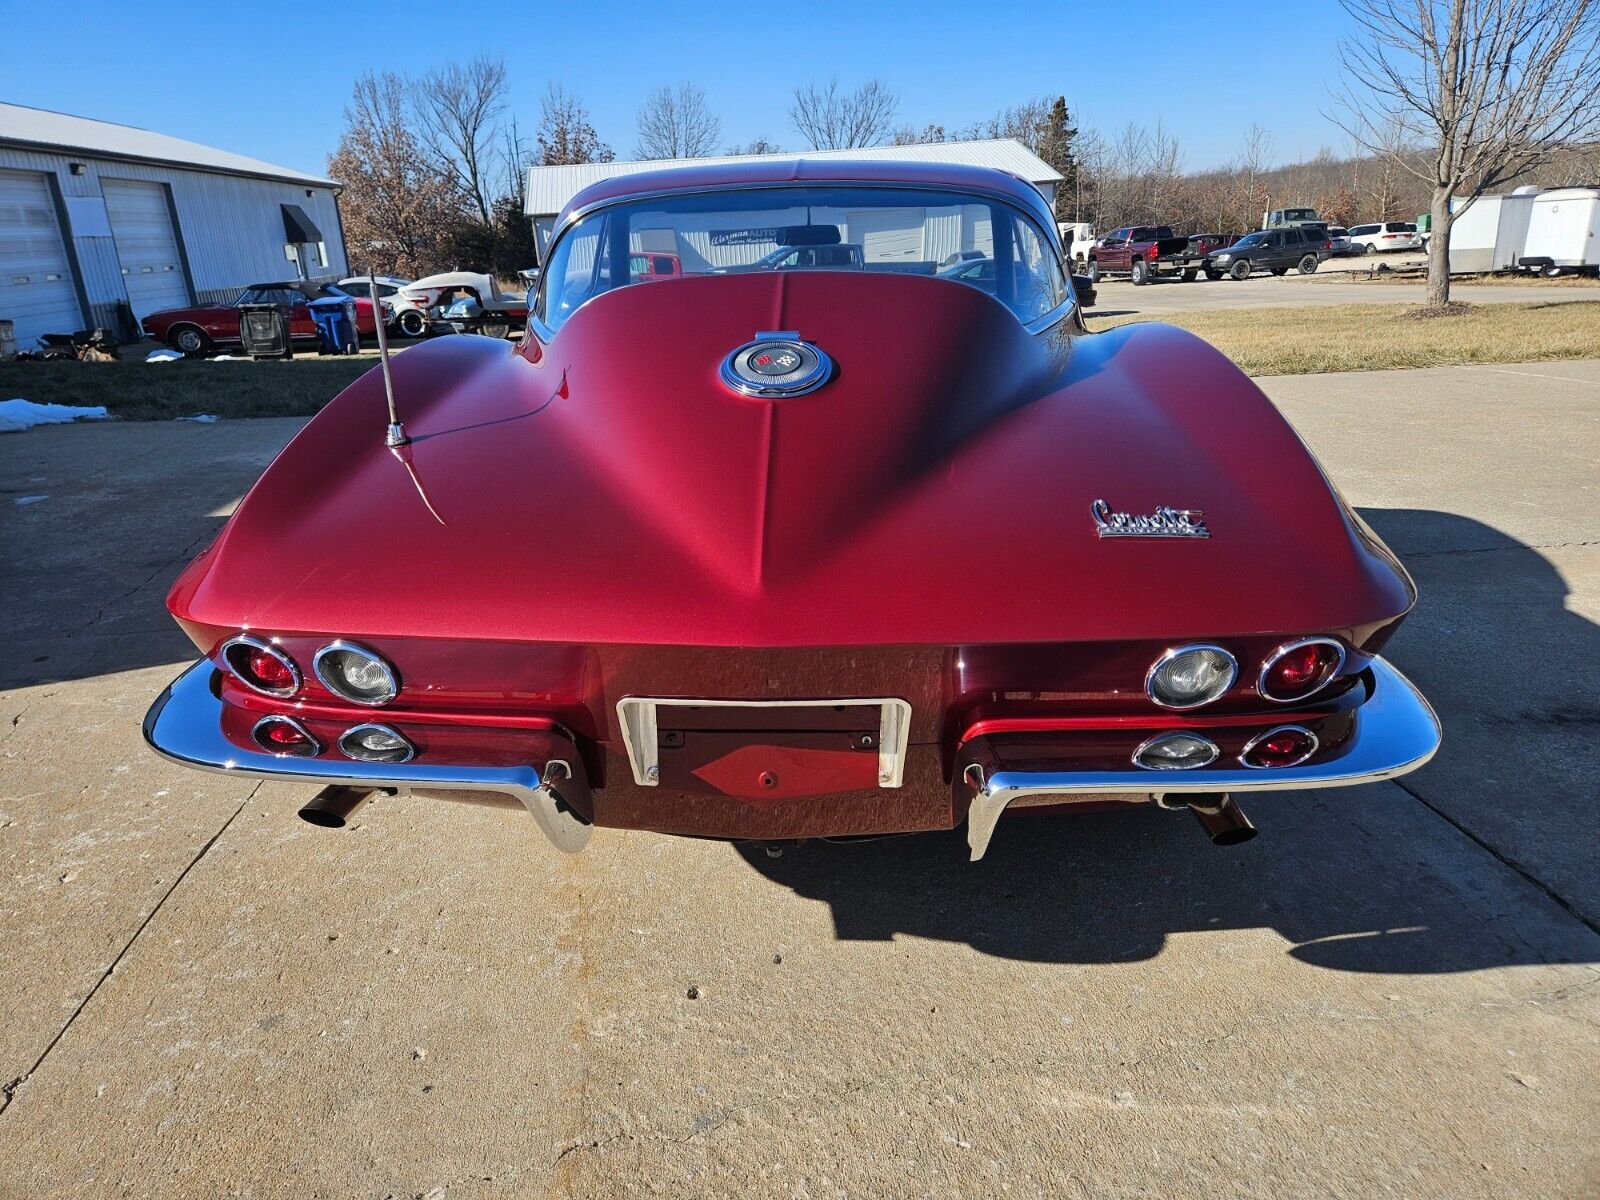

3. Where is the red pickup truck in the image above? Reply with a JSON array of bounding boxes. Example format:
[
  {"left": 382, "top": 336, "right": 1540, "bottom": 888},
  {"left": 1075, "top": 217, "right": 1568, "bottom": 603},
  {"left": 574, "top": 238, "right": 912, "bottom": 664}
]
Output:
[{"left": 1087, "top": 226, "right": 1208, "bottom": 285}]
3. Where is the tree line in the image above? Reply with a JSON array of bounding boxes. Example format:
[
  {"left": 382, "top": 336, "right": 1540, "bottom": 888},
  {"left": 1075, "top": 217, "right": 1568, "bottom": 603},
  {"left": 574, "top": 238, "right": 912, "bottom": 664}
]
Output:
[{"left": 332, "top": 12, "right": 1600, "bottom": 308}]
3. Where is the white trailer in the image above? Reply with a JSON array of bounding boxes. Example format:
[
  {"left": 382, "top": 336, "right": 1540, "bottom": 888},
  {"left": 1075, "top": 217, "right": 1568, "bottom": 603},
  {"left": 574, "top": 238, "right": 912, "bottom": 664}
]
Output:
[
  {"left": 1518, "top": 187, "right": 1600, "bottom": 276},
  {"left": 1447, "top": 186, "right": 1540, "bottom": 273},
  {"left": 1058, "top": 222, "right": 1095, "bottom": 267}
]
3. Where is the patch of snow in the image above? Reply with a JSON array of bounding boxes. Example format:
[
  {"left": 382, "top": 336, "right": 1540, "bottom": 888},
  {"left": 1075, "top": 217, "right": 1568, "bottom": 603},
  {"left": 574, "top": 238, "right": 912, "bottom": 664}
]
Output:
[
  {"left": 145, "top": 348, "right": 184, "bottom": 362},
  {"left": 0, "top": 399, "right": 110, "bottom": 434},
  {"left": 174, "top": 413, "right": 220, "bottom": 423}
]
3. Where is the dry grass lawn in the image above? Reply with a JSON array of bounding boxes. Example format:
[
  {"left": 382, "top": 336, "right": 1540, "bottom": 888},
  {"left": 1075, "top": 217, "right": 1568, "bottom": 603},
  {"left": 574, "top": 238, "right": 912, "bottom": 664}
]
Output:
[
  {"left": 3, "top": 302, "right": 1598, "bottom": 419},
  {"left": 1091, "top": 299, "right": 1600, "bottom": 376},
  {"left": 0, "top": 354, "right": 378, "bottom": 421}
]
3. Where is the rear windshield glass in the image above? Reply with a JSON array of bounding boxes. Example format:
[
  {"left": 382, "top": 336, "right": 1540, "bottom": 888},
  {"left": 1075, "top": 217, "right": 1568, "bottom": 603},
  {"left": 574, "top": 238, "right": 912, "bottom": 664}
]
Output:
[{"left": 537, "top": 185, "right": 1068, "bottom": 333}]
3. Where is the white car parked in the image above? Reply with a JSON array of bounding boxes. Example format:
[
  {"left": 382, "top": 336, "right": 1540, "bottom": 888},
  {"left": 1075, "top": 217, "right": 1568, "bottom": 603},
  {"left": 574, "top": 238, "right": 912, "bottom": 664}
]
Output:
[
  {"left": 337, "top": 275, "right": 432, "bottom": 337},
  {"left": 1347, "top": 222, "right": 1422, "bottom": 253}
]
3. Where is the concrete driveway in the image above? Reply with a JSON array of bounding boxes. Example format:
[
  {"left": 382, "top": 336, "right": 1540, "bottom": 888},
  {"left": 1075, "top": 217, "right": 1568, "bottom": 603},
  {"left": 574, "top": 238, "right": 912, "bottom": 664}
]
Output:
[
  {"left": 1087, "top": 263, "right": 1599, "bottom": 315},
  {"left": 2, "top": 361, "right": 1598, "bottom": 1198}
]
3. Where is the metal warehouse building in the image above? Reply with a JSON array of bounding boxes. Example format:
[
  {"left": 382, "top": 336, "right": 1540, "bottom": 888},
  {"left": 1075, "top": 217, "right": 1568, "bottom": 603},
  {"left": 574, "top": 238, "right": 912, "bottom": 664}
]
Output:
[
  {"left": 523, "top": 139, "right": 1061, "bottom": 259},
  {"left": 0, "top": 102, "right": 347, "bottom": 348}
]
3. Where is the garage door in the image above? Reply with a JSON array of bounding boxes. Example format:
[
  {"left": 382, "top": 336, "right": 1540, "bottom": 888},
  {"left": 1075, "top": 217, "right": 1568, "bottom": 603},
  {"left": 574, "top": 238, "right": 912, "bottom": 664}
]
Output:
[
  {"left": 0, "top": 169, "right": 84, "bottom": 347},
  {"left": 849, "top": 210, "right": 926, "bottom": 263},
  {"left": 102, "top": 178, "right": 190, "bottom": 320}
]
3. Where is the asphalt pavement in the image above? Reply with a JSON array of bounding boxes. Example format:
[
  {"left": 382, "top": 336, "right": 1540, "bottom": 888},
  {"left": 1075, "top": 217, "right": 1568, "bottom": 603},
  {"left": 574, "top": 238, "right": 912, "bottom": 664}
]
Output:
[{"left": 1, "top": 360, "right": 1597, "bottom": 1198}]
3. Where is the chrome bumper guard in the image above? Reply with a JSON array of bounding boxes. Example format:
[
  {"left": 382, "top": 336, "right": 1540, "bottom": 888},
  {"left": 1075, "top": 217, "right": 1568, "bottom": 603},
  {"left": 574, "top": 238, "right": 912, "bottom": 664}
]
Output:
[
  {"left": 959, "top": 656, "right": 1440, "bottom": 861},
  {"left": 142, "top": 662, "right": 592, "bottom": 853}
]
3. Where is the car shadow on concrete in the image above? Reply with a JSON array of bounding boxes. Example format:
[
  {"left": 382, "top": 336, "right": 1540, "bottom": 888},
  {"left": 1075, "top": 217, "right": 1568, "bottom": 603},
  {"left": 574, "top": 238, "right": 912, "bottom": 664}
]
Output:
[{"left": 734, "top": 508, "right": 1600, "bottom": 973}]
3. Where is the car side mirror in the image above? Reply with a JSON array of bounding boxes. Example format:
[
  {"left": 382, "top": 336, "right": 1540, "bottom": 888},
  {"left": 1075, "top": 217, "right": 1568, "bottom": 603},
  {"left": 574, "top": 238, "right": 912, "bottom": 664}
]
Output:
[{"left": 1072, "top": 274, "right": 1096, "bottom": 308}]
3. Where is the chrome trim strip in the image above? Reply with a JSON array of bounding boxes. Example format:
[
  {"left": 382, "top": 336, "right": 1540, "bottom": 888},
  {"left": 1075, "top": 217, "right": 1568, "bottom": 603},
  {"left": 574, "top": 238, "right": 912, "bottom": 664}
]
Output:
[
  {"left": 1239, "top": 724, "right": 1320, "bottom": 769},
  {"left": 220, "top": 634, "right": 301, "bottom": 698},
  {"left": 1258, "top": 636, "right": 1347, "bottom": 704},
  {"left": 143, "top": 663, "right": 590, "bottom": 853},
  {"left": 313, "top": 640, "right": 400, "bottom": 707},
  {"left": 615, "top": 696, "right": 914, "bottom": 789},
  {"left": 338, "top": 722, "right": 416, "bottom": 764},
  {"left": 1132, "top": 731, "right": 1220, "bottom": 770},
  {"left": 251, "top": 714, "right": 321, "bottom": 757},
  {"left": 1145, "top": 643, "right": 1239, "bottom": 711},
  {"left": 964, "top": 656, "right": 1439, "bottom": 860}
]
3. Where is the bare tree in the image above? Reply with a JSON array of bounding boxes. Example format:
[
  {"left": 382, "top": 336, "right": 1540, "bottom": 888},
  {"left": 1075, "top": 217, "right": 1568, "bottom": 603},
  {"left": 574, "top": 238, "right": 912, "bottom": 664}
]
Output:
[
  {"left": 415, "top": 56, "right": 507, "bottom": 226},
  {"left": 790, "top": 77, "right": 897, "bottom": 149},
  {"left": 726, "top": 136, "right": 782, "bottom": 155},
  {"left": 328, "top": 72, "right": 468, "bottom": 277},
  {"left": 537, "top": 84, "right": 614, "bottom": 166},
  {"left": 635, "top": 83, "right": 721, "bottom": 159},
  {"left": 890, "top": 123, "right": 948, "bottom": 146},
  {"left": 1333, "top": 0, "right": 1600, "bottom": 306}
]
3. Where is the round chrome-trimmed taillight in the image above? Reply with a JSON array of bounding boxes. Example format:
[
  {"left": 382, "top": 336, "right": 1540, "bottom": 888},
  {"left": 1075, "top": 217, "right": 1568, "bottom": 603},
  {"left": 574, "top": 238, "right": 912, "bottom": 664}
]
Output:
[
  {"left": 1146, "top": 644, "right": 1238, "bottom": 710},
  {"left": 338, "top": 723, "right": 415, "bottom": 764},
  {"left": 1240, "top": 724, "right": 1320, "bottom": 769},
  {"left": 1132, "top": 731, "right": 1220, "bottom": 771},
  {"left": 220, "top": 635, "right": 301, "bottom": 698},
  {"left": 1258, "top": 637, "right": 1346, "bottom": 703},
  {"left": 251, "top": 714, "right": 321, "bottom": 757},
  {"left": 313, "top": 641, "right": 399, "bottom": 706}
]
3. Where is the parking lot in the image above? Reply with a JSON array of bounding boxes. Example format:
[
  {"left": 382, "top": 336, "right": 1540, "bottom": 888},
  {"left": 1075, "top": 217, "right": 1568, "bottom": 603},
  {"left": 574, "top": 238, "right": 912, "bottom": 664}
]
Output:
[{"left": 2, "top": 359, "right": 1599, "bottom": 1197}]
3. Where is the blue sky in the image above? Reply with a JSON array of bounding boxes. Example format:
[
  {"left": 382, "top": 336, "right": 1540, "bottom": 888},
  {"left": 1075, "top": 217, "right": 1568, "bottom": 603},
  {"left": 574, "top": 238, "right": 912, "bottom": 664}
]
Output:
[{"left": 3, "top": 0, "right": 1362, "bottom": 177}]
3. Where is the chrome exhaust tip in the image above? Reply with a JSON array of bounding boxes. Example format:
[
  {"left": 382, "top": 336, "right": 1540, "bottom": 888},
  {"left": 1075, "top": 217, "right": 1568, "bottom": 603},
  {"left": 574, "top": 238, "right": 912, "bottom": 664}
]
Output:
[
  {"left": 1184, "top": 792, "right": 1257, "bottom": 845},
  {"left": 298, "top": 785, "right": 377, "bottom": 829}
]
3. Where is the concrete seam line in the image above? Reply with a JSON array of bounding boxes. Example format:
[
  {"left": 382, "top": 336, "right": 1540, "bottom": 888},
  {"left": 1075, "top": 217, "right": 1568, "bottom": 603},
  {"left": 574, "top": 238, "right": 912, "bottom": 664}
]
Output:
[
  {"left": 1392, "top": 777, "right": 1600, "bottom": 940},
  {"left": 1401, "top": 540, "right": 1600, "bottom": 559},
  {"left": 0, "top": 784, "right": 260, "bottom": 1118}
]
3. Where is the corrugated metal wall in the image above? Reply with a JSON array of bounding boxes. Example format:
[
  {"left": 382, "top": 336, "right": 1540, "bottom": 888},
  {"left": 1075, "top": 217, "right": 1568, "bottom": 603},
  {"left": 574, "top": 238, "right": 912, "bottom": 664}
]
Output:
[{"left": 0, "top": 145, "right": 345, "bottom": 333}]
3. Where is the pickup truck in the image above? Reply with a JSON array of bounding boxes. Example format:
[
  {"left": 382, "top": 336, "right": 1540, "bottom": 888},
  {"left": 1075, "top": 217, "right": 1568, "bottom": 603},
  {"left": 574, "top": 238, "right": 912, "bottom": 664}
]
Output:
[{"left": 1086, "top": 226, "right": 1208, "bottom": 285}]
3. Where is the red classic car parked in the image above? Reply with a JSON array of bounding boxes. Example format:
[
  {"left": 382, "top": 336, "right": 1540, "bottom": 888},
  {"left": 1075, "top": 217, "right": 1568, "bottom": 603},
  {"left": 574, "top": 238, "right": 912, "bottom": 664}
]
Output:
[
  {"left": 143, "top": 160, "right": 1439, "bottom": 861},
  {"left": 141, "top": 281, "right": 379, "bottom": 355}
]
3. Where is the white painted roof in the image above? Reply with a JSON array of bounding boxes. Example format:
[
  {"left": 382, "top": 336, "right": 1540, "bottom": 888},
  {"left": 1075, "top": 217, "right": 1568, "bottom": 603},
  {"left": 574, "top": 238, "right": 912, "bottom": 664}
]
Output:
[
  {"left": 524, "top": 138, "right": 1061, "bottom": 217},
  {"left": 0, "top": 101, "right": 336, "bottom": 187}
]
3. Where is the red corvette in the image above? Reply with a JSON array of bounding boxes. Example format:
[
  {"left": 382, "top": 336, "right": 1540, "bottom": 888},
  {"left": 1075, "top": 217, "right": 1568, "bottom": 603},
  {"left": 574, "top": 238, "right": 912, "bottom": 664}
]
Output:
[
  {"left": 144, "top": 161, "right": 1439, "bottom": 860},
  {"left": 141, "top": 281, "right": 379, "bottom": 356}
]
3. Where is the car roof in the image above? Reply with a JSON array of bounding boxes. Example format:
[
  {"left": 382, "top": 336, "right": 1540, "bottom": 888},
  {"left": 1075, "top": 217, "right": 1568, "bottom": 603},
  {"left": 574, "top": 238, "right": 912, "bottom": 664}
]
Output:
[{"left": 555, "top": 159, "right": 1056, "bottom": 241}]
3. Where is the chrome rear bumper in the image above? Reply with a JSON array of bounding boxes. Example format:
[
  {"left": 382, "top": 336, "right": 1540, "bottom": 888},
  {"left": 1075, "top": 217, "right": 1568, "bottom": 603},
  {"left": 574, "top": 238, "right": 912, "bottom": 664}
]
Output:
[
  {"left": 959, "top": 656, "right": 1440, "bottom": 860},
  {"left": 142, "top": 662, "right": 592, "bottom": 852}
]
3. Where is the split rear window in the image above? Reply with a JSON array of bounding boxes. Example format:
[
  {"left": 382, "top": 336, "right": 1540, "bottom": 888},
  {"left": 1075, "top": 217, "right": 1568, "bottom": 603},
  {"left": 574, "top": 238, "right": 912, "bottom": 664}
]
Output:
[{"left": 536, "top": 185, "right": 1069, "bottom": 334}]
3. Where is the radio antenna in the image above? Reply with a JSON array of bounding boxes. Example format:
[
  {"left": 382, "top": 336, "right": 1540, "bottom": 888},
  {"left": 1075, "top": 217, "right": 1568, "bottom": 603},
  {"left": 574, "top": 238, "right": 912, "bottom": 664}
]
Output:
[{"left": 367, "top": 270, "right": 407, "bottom": 447}]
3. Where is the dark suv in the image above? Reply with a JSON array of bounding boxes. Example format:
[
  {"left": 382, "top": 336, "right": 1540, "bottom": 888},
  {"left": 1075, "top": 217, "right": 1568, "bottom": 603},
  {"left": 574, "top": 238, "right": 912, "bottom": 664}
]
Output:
[{"left": 1204, "top": 226, "right": 1332, "bottom": 280}]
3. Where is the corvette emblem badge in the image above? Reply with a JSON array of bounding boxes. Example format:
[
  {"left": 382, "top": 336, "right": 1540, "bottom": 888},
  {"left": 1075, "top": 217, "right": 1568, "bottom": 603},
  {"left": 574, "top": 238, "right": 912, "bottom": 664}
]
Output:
[
  {"left": 722, "top": 331, "right": 832, "bottom": 397},
  {"left": 1092, "top": 498, "right": 1210, "bottom": 539}
]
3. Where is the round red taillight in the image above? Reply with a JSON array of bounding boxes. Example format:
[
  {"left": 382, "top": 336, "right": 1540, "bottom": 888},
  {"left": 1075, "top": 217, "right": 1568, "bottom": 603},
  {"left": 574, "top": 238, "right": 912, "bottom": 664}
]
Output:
[
  {"left": 251, "top": 715, "right": 320, "bottom": 757},
  {"left": 247, "top": 648, "right": 296, "bottom": 691},
  {"left": 1241, "top": 725, "right": 1318, "bottom": 769},
  {"left": 221, "top": 636, "right": 302, "bottom": 698},
  {"left": 1259, "top": 638, "right": 1344, "bottom": 702}
]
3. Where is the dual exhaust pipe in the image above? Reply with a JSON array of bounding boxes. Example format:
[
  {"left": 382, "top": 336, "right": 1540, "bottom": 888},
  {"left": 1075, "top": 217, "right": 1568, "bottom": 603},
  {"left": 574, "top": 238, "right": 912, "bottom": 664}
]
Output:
[{"left": 1162, "top": 791, "right": 1257, "bottom": 845}]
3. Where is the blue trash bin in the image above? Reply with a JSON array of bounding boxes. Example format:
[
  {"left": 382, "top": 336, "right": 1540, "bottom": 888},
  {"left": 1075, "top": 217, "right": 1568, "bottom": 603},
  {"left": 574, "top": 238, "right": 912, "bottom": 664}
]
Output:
[{"left": 307, "top": 296, "right": 359, "bottom": 355}]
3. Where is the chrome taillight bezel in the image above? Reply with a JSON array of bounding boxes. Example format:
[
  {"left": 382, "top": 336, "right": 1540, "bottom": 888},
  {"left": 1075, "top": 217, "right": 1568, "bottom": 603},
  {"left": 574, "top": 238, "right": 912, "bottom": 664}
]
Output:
[
  {"left": 1239, "top": 724, "right": 1320, "bottom": 769},
  {"left": 313, "top": 641, "right": 400, "bottom": 707},
  {"left": 1132, "top": 730, "right": 1221, "bottom": 771},
  {"left": 1145, "top": 643, "right": 1239, "bottom": 711},
  {"left": 1257, "top": 637, "right": 1347, "bottom": 704},
  {"left": 220, "top": 635, "right": 302, "bottom": 698},
  {"left": 338, "top": 723, "right": 415, "bottom": 764},
  {"left": 251, "top": 714, "right": 321, "bottom": 757}
]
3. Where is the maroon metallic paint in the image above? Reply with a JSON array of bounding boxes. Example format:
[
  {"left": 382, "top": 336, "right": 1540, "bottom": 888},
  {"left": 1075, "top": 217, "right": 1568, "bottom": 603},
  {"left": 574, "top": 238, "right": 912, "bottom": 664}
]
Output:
[{"left": 162, "top": 162, "right": 1416, "bottom": 842}]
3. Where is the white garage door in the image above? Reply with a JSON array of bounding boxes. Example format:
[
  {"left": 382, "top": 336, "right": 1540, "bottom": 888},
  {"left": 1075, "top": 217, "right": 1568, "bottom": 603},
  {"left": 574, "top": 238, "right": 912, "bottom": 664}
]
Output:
[
  {"left": 849, "top": 210, "right": 926, "bottom": 263},
  {"left": 102, "top": 178, "right": 190, "bottom": 320},
  {"left": 0, "top": 169, "right": 84, "bottom": 347}
]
